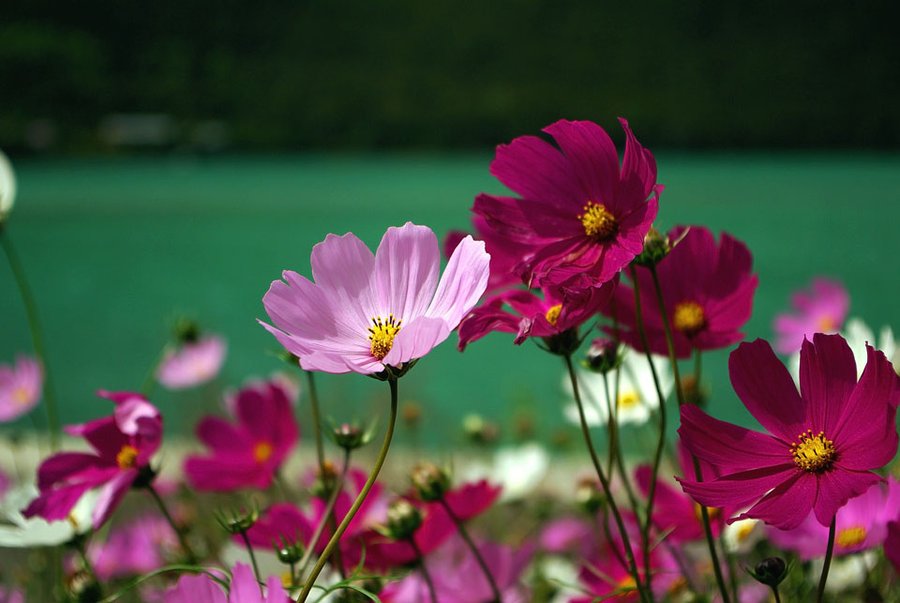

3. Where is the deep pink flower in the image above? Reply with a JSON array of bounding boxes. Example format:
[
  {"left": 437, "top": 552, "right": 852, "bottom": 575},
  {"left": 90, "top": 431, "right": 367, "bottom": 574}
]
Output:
[
  {"left": 380, "top": 535, "right": 533, "bottom": 603},
  {"left": 0, "top": 355, "right": 42, "bottom": 422},
  {"left": 773, "top": 278, "right": 848, "bottom": 354},
  {"left": 0, "top": 587, "right": 24, "bottom": 603},
  {"left": 157, "top": 335, "right": 227, "bottom": 389},
  {"left": 184, "top": 379, "right": 298, "bottom": 492},
  {"left": 88, "top": 514, "right": 177, "bottom": 579},
  {"left": 678, "top": 335, "right": 899, "bottom": 530},
  {"left": 166, "top": 562, "right": 288, "bottom": 603},
  {"left": 443, "top": 215, "right": 529, "bottom": 292},
  {"left": 769, "top": 478, "right": 900, "bottom": 559},
  {"left": 605, "top": 225, "right": 758, "bottom": 358},
  {"left": 262, "top": 222, "right": 490, "bottom": 375},
  {"left": 457, "top": 282, "right": 614, "bottom": 350},
  {"left": 886, "top": 520, "right": 900, "bottom": 572},
  {"left": 472, "top": 118, "right": 660, "bottom": 288},
  {"left": 23, "top": 391, "right": 163, "bottom": 529}
]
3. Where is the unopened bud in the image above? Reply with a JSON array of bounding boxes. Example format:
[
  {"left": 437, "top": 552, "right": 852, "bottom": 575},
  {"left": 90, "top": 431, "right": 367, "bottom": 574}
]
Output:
[
  {"left": 463, "top": 414, "right": 500, "bottom": 445},
  {"left": 384, "top": 499, "right": 423, "bottom": 540},
  {"left": 575, "top": 478, "right": 605, "bottom": 514},
  {"left": 410, "top": 462, "right": 451, "bottom": 501},
  {"left": 275, "top": 540, "right": 304, "bottom": 564},
  {"left": 215, "top": 504, "right": 259, "bottom": 534},
  {"left": 331, "top": 423, "right": 371, "bottom": 451},
  {"left": 583, "top": 338, "right": 621, "bottom": 374},
  {"left": 633, "top": 227, "right": 670, "bottom": 267},
  {"left": 174, "top": 318, "right": 200, "bottom": 344},
  {"left": 749, "top": 556, "right": 789, "bottom": 588}
]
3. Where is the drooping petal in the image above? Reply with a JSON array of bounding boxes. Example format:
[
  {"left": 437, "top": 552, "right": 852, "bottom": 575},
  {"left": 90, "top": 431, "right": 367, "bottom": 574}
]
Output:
[
  {"left": 678, "top": 465, "right": 797, "bottom": 514},
  {"left": 374, "top": 223, "right": 440, "bottom": 321},
  {"left": 92, "top": 470, "right": 136, "bottom": 528},
  {"left": 813, "top": 468, "right": 881, "bottom": 527},
  {"left": 799, "top": 334, "right": 857, "bottom": 435},
  {"left": 425, "top": 235, "right": 490, "bottom": 329},
  {"left": 679, "top": 405, "right": 789, "bottom": 472},
  {"left": 736, "top": 472, "right": 817, "bottom": 530}
]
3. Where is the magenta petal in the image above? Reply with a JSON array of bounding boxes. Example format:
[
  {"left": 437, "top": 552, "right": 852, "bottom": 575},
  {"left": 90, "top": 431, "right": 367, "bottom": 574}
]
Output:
[
  {"left": 679, "top": 405, "right": 788, "bottom": 472},
  {"left": 425, "top": 235, "right": 490, "bottom": 329},
  {"left": 799, "top": 334, "right": 857, "bottom": 435},
  {"left": 679, "top": 465, "right": 797, "bottom": 513},
  {"left": 813, "top": 469, "right": 881, "bottom": 527},
  {"left": 729, "top": 339, "right": 806, "bottom": 442},
  {"left": 23, "top": 481, "right": 94, "bottom": 522},
  {"left": 543, "top": 119, "right": 618, "bottom": 206},
  {"left": 195, "top": 417, "right": 250, "bottom": 451},
  {"left": 229, "top": 563, "right": 266, "bottom": 603},
  {"left": 35, "top": 452, "right": 104, "bottom": 490},
  {"left": 738, "top": 472, "right": 817, "bottom": 530},
  {"left": 92, "top": 470, "right": 135, "bottom": 528},
  {"left": 490, "top": 133, "right": 582, "bottom": 208},
  {"left": 374, "top": 223, "right": 440, "bottom": 321},
  {"left": 167, "top": 573, "right": 227, "bottom": 603}
]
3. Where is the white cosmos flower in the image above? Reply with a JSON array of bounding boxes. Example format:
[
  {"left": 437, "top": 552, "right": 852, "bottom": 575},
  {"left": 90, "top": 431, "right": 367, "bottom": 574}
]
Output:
[
  {"left": 722, "top": 517, "right": 761, "bottom": 554},
  {"left": 0, "top": 485, "right": 96, "bottom": 547},
  {"left": 461, "top": 442, "right": 550, "bottom": 502},
  {"left": 0, "top": 149, "right": 15, "bottom": 222},
  {"left": 788, "top": 317, "right": 898, "bottom": 384},
  {"left": 810, "top": 551, "right": 877, "bottom": 593},
  {"left": 563, "top": 351, "right": 672, "bottom": 427}
]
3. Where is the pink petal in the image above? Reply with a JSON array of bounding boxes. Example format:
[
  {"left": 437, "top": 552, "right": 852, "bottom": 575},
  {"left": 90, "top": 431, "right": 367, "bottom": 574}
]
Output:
[
  {"left": 309, "top": 232, "right": 377, "bottom": 331},
  {"left": 425, "top": 235, "right": 490, "bottom": 329},
  {"left": 167, "top": 573, "right": 227, "bottom": 603},
  {"left": 382, "top": 316, "right": 450, "bottom": 367},
  {"left": 679, "top": 465, "right": 797, "bottom": 514},
  {"left": 374, "top": 223, "right": 440, "bottom": 321},
  {"left": 799, "top": 334, "right": 857, "bottom": 435},
  {"left": 229, "top": 563, "right": 265, "bottom": 603},
  {"left": 36, "top": 452, "right": 105, "bottom": 489},
  {"left": 737, "top": 472, "right": 817, "bottom": 530},
  {"left": 92, "top": 470, "right": 136, "bottom": 528},
  {"left": 543, "top": 119, "right": 618, "bottom": 208},
  {"left": 679, "top": 405, "right": 788, "bottom": 472},
  {"left": 195, "top": 416, "right": 250, "bottom": 452},
  {"left": 617, "top": 117, "right": 659, "bottom": 206},
  {"left": 490, "top": 133, "right": 582, "bottom": 208},
  {"left": 813, "top": 469, "right": 881, "bottom": 527}
]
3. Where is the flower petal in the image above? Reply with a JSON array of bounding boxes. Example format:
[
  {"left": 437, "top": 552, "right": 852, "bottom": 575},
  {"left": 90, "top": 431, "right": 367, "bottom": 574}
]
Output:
[
  {"left": 813, "top": 468, "right": 881, "bottom": 527},
  {"left": 374, "top": 223, "right": 440, "bottom": 321},
  {"left": 799, "top": 334, "right": 857, "bottom": 435},
  {"left": 543, "top": 119, "right": 618, "bottom": 207},
  {"left": 309, "top": 232, "right": 377, "bottom": 331},
  {"left": 425, "top": 235, "right": 490, "bottom": 329},
  {"left": 678, "top": 465, "right": 797, "bottom": 515},
  {"left": 737, "top": 471, "right": 816, "bottom": 530},
  {"left": 490, "top": 132, "right": 582, "bottom": 208},
  {"left": 679, "top": 405, "right": 788, "bottom": 472},
  {"left": 382, "top": 316, "right": 450, "bottom": 367}
]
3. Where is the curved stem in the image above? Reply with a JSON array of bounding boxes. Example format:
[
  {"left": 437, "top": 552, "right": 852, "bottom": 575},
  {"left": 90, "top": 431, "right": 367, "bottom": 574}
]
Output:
[
  {"left": 564, "top": 354, "right": 650, "bottom": 603},
  {"left": 439, "top": 497, "right": 502, "bottom": 602},
  {"left": 146, "top": 483, "right": 197, "bottom": 563},
  {"left": 602, "top": 371, "right": 638, "bottom": 513},
  {"left": 296, "top": 377, "right": 399, "bottom": 603},
  {"left": 1, "top": 226, "right": 61, "bottom": 449},
  {"left": 647, "top": 265, "right": 730, "bottom": 603},
  {"left": 295, "top": 448, "right": 351, "bottom": 579},
  {"left": 240, "top": 530, "right": 262, "bottom": 589},
  {"left": 816, "top": 517, "right": 837, "bottom": 603},
  {"left": 410, "top": 537, "right": 438, "bottom": 603}
]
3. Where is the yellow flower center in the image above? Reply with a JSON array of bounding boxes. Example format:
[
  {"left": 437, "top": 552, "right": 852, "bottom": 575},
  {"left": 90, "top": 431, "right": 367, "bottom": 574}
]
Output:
[
  {"left": 735, "top": 522, "right": 755, "bottom": 542},
  {"left": 694, "top": 503, "right": 721, "bottom": 522},
  {"left": 817, "top": 315, "right": 837, "bottom": 332},
  {"left": 836, "top": 526, "right": 867, "bottom": 548},
  {"left": 791, "top": 430, "right": 836, "bottom": 472},
  {"left": 253, "top": 441, "right": 274, "bottom": 463},
  {"left": 673, "top": 301, "right": 706, "bottom": 336},
  {"left": 578, "top": 201, "right": 617, "bottom": 240},
  {"left": 12, "top": 386, "right": 30, "bottom": 406},
  {"left": 545, "top": 304, "right": 562, "bottom": 326},
  {"left": 617, "top": 390, "right": 640, "bottom": 409},
  {"left": 368, "top": 314, "right": 402, "bottom": 361},
  {"left": 116, "top": 444, "right": 139, "bottom": 470}
]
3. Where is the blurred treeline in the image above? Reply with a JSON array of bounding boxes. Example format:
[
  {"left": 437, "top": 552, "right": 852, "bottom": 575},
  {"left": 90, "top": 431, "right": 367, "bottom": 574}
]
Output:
[{"left": 1, "top": 0, "right": 898, "bottom": 152}]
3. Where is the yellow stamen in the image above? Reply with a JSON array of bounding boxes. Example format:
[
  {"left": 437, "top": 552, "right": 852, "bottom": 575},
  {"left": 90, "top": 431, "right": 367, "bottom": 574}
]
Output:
[
  {"left": 673, "top": 301, "right": 706, "bottom": 336},
  {"left": 368, "top": 314, "right": 402, "bottom": 361},
  {"left": 736, "top": 522, "right": 755, "bottom": 542},
  {"left": 694, "top": 503, "right": 721, "bottom": 522},
  {"left": 253, "top": 441, "right": 274, "bottom": 463},
  {"left": 617, "top": 390, "right": 640, "bottom": 409},
  {"left": 116, "top": 444, "right": 139, "bottom": 470},
  {"left": 11, "top": 386, "right": 30, "bottom": 406},
  {"left": 790, "top": 430, "right": 836, "bottom": 472},
  {"left": 578, "top": 201, "right": 618, "bottom": 240},
  {"left": 545, "top": 304, "right": 562, "bottom": 326},
  {"left": 817, "top": 315, "right": 837, "bottom": 332},
  {"left": 836, "top": 526, "right": 866, "bottom": 548}
]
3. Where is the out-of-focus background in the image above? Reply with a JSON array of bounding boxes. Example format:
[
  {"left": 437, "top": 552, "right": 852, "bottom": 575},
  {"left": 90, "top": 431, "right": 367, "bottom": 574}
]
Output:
[{"left": 1, "top": 1, "right": 898, "bottom": 446}]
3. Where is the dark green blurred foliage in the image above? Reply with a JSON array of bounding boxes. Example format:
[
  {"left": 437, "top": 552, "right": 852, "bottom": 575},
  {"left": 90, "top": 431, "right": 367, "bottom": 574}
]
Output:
[{"left": 1, "top": 0, "right": 898, "bottom": 151}]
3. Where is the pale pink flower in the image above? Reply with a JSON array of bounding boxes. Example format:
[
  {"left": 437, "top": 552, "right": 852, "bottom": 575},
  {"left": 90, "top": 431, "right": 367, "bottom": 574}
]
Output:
[
  {"left": 0, "top": 355, "right": 42, "bottom": 422},
  {"left": 156, "top": 335, "right": 227, "bottom": 389}
]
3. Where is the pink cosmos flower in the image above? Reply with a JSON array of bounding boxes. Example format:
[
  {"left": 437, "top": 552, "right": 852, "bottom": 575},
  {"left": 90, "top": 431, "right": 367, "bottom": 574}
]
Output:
[
  {"left": 0, "top": 355, "right": 42, "bottom": 422},
  {"left": 678, "top": 334, "right": 899, "bottom": 530},
  {"left": 262, "top": 222, "right": 490, "bottom": 375},
  {"left": 605, "top": 225, "right": 758, "bottom": 358},
  {"left": 0, "top": 588, "right": 24, "bottom": 603},
  {"left": 24, "top": 391, "right": 163, "bottom": 529},
  {"left": 472, "top": 118, "right": 660, "bottom": 289},
  {"left": 157, "top": 335, "right": 227, "bottom": 389},
  {"left": 380, "top": 535, "right": 534, "bottom": 603},
  {"left": 457, "top": 282, "right": 614, "bottom": 350},
  {"left": 166, "top": 562, "right": 288, "bottom": 603},
  {"left": 769, "top": 478, "right": 900, "bottom": 559},
  {"left": 773, "top": 278, "right": 848, "bottom": 354},
  {"left": 87, "top": 514, "right": 177, "bottom": 580},
  {"left": 184, "top": 379, "right": 298, "bottom": 492}
]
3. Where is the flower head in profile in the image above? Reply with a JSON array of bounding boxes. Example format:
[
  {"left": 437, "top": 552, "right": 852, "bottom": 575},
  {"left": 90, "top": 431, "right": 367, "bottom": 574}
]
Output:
[
  {"left": 606, "top": 225, "right": 758, "bottom": 358},
  {"left": 0, "top": 485, "right": 96, "bottom": 547},
  {"left": 678, "top": 334, "right": 899, "bottom": 530},
  {"left": 0, "top": 148, "right": 16, "bottom": 222},
  {"left": 262, "top": 222, "right": 490, "bottom": 375},
  {"left": 166, "top": 562, "right": 288, "bottom": 603},
  {"left": 184, "top": 378, "right": 298, "bottom": 491},
  {"left": 0, "top": 355, "right": 42, "bottom": 422},
  {"left": 24, "top": 391, "right": 163, "bottom": 529},
  {"left": 473, "top": 118, "right": 660, "bottom": 289},
  {"left": 773, "top": 277, "right": 848, "bottom": 354},
  {"left": 157, "top": 334, "right": 227, "bottom": 389}
]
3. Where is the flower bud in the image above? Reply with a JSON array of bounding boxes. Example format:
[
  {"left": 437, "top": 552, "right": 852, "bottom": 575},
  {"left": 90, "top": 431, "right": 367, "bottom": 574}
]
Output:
[
  {"left": 0, "top": 149, "right": 17, "bottom": 224},
  {"left": 174, "top": 318, "right": 201, "bottom": 344},
  {"left": 462, "top": 414, "right": 500, "bottom": 445},
  {"left": 383, "top": 499, "right": 423, "bottom": 540},
  {"left": 215, "top": 503, "right": 259, "bottom": 534},
  {"left": 583, "top": 337, "right": 621, "bottom": 374},
  {"left": 311, "top": 460, "right": 339, "bottom": 499},
  {"left": 275, "top": 540, "right": 304, "bottom": 565},
  {"left": 749, "top": 556, "right": 789, "bottom": 588},
  {"left": 575, "top": 478, "right": 605, "bottom": 514},
  {"left": 633, "top": 227, "right": 670, "bottom": 267},
  {"left": 330, "top": 422, "right": 372, "bottom": 451},
  {"left": 410, "top": 462, "right": 451, "bottom": 502}
]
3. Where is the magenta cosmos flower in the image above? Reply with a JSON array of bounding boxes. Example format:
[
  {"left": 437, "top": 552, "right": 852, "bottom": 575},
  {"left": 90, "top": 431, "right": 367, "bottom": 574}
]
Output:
[
  {"left": 157, "top": 334, "right": 227, "bottom": 389},
  {"left": 24, "top": 391, "right": 162, "bottom": 529},
  {"left": 262, "top": 222, "right": 490, "bottom": 375},
  {"left": 472, "top": 118, "right": 660, "bottom": 289},
  {"left": 678, "top": 334, "right": 899, "bottom": 530},
  {"left": 0, "top": 355, "right": 42, "bottom": 422},
  {"left": 606, "top": 225, "right": 758, "bottom": 358},
  {"left": 773, "top": 277, "right": 848, "bottom": 354},
  {"left": 443, "top": 215, "right": 530, "bottom": 293},
  {"left": 166, "top": 563, "right": 288, "bottom": 603},
  {"left": 184, "top": 378, "right": 298, "bottom": 491}
]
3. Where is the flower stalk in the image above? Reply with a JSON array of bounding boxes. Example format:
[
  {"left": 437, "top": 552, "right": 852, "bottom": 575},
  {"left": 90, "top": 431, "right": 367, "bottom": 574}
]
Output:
[
  {"left": 438, "top": 496, "right": 502, "bottom": 603},
  {"left": 816, "top": 518, "right": 836, "bottom": 603}
]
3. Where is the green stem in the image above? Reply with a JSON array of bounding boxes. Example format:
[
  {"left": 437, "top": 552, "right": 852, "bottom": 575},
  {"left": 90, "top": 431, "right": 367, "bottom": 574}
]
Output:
[
  {"left": 0, "top": 226, "right": 61, "bottom": 450},
  {"left": 240, "top": 530, "right": 262, "bottom": 589},
  {"left": 602, "top": 371, "right": 638, "bottom": 513},
  {"left": 74, "top": 536, "right": 103, "bottom": 596},
  {"left": 306, "top": 370, "right": 326, "bottom": 470},
  {"left": 647, "top": 264, "right": 731, "bottom": 603},
  {"left": 146, "top": 483, "right": 197, "bottom": 563},
  {"left": 296, "top": 448, "right": 351, "bottom": 580},
  {"left": 296, "top": 377, "right": 399, "bottom": 603},
  {"left": 410, "top": 536, "right": 438, "bottom": 603},
  {"left": 439, "top": 497, "right": 502, "bottom": 602},
  {"left": 816, "top": 517, "right": 836, "bottom": 603},
  {"left": 564, "top": 354, "right": 650, "bottom": 603},
  {"left": 771, "top": 585, "right": 783, "bottom": 603}
]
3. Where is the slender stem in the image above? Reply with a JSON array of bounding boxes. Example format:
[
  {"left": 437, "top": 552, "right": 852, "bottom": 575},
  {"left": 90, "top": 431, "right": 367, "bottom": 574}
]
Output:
[
  {"left": 305, "top": 370, "right": 326, "bottom": 470},
  {"left": 1, "top": 226, "right": 61, "bottom": 449},
  {"left": 146, "top": 483, "right": 196, "bottom": 563},
  {"left": 410, "top": 537, "right": 438, "bottom": 603},
  {"left": 693, "top": 347, "right": 703, "bottom": 386},
  {"left": 564, "top": 354, "right": 650, "bottom": 603},
  {"left": 74, "top": 537, "right": 103, "bottom": 595},
  {"left": 296, "top": 377, "right": 399, "bottom": 603},
  {"left": 602, "top": 371, "right": 638, "bottom": 513},
  {"left": 240, "top": 530, "right": 262, "bottom": 589},
  {"left": 439, "top": 497, "right": 502, "bottom": 602},
  {"left": 629, "top": 265, "right": 668, "bottom": 597},
  {"left": 296, "top": 448, "right": 351, "bottom": 579},
  {"left": 718, "top": 522, "right": 739, "bottom": 603},
  {"left": 647, "top": 264, "right": 731, "bottom": 603},
  {"left": 602, "top": 371, "right": 616, "bottom": 477},
  {"left": 816, "top": 517, "right": 837, "bottom": 603},
  {"left": 771, "top": 585, "right": 783, "bottom": 603}
]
